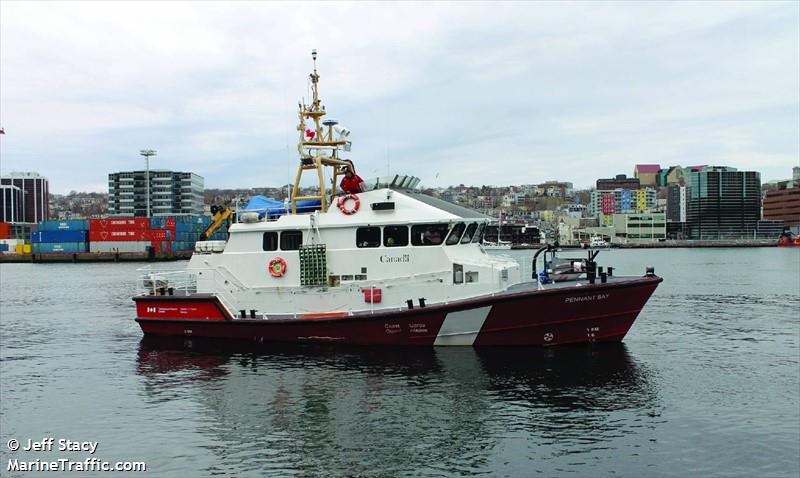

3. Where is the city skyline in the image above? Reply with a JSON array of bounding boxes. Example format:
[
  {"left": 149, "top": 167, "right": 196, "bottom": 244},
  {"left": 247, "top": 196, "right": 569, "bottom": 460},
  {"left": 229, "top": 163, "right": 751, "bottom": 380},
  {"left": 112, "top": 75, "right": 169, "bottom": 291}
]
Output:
[{"left": 1, "top": 2, "right": 798, "bottom": 194}]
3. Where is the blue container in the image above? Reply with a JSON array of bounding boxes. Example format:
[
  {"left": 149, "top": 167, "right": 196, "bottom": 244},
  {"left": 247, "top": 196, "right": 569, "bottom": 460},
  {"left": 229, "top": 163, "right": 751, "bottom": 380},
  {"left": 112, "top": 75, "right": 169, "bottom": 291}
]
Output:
[
  {"left": 173, "top": 241, "right": 194, "bottom": 251},
  {"left": 32, "top": 230, "right": 88, "bottom": 243},
  {"left": 176, "top": 232, "right": 196, "bottom": 242},
  {"left": 37, "top": 220, "right": 89, "bottom": 232},
  {"left": 32, "top": 242, "right": 88, "bottom": 253},
  {"left": 0, "top": 244, "right": 8, "bottom": 252}
]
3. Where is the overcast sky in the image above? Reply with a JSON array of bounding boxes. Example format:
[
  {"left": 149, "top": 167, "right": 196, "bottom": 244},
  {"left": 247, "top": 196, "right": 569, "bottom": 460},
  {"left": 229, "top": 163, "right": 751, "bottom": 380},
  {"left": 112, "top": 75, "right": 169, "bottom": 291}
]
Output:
[{"left": 1, "top": 1, "right": 798, "bottom": 194}]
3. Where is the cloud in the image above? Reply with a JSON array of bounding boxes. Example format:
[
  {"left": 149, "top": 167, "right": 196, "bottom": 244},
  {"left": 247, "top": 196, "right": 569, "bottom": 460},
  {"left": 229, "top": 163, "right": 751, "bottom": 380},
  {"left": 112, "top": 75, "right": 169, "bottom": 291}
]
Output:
[{"left": 1, "top": 1, "right": 797, "bottom": 193}]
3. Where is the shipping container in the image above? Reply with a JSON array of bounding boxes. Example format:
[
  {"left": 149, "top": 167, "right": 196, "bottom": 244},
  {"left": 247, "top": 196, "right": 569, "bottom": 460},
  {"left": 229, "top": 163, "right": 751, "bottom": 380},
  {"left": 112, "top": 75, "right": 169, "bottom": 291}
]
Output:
[
  {"left": 149, "top": 229, "right": 169, "bottom": 241},
  {"left": 89, "top": 241, "right": 150, "bottom": 253},
  {"left": 150, "top": 216, "right": 177, "bottom": 229},
  {"left": 32, "top": 242, "right": 88, "bottom": 253},
  {"left": 37, "top": 220, "right": 89, "bottom": 231},
  {"left": 172, "top": 241, "right": 195, "bottom": 251},
  {"left": 15, "top": 244, "right": 24, "bottom": 254},
  {"left": 89, "top": 218, "right": 150, "bottom": 231},
  {"left": 0, "top": 222, "right": 9, "bottom": 239},
  {"left": 0, "top": 239, "right": 25, "bottom": 248},
  {"left": 89, "top": 229, "right": 150, "bottom": 242},
  {"left": 174, "top": 232, "right": 202, "bottom": 242},
  {"left": 22, "top": 244, "right": 31, "bottom": 254},
  {"left": 0, "top": 244, "right": 8, "bottom": 252},
  {"left": 31, "top": 230, "right": 88, "bottom": 243}
]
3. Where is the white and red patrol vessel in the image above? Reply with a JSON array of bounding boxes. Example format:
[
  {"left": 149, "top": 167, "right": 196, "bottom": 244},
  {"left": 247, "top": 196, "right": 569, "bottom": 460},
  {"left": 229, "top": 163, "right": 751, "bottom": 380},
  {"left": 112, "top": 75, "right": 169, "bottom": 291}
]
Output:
[{"left": 134, "top": 51, "right": 662, "bottom": 346}]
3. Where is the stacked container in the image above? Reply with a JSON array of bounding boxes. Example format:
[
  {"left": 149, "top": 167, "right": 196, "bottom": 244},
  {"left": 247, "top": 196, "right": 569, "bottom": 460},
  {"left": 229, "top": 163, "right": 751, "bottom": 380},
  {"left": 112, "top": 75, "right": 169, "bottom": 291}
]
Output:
[
  {"left": 150, "top": 214, "right": 227, "bottom": 252},
  {"left": 31, "top": 220, "right": 89, "bottom": 253},
  {"left": 89, "top": 218, "right": 151, "bottom": 253},
  {"left": 0, "top": 239, "right": 25, "bottom": 253}
]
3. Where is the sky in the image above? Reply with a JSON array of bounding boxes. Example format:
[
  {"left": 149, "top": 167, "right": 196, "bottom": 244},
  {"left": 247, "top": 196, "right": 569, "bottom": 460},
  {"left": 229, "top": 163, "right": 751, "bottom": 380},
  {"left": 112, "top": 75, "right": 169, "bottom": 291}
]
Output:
[{"left": 1, "top": 1, "right": 798, "bottom": 194}]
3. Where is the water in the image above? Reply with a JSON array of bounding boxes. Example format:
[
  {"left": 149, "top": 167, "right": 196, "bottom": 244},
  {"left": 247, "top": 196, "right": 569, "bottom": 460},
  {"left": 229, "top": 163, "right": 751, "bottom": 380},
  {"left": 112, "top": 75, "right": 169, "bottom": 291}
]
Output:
[{"left": 1, "top": 248, "right": 798, "bottom": 477}]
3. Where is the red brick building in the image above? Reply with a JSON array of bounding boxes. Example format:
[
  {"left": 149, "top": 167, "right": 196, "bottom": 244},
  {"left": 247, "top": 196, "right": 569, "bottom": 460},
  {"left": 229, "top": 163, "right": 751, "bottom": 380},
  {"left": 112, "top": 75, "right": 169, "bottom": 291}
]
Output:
[{"left": 763, "top": 185, "right": 800, "bottom": 229}]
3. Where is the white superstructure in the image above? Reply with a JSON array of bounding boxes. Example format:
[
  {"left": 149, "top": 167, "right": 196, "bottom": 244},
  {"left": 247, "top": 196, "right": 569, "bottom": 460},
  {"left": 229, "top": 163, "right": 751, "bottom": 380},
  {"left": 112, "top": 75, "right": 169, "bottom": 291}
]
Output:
[{"left": 190, "top": 187, "right": 520, "bottom": 317}]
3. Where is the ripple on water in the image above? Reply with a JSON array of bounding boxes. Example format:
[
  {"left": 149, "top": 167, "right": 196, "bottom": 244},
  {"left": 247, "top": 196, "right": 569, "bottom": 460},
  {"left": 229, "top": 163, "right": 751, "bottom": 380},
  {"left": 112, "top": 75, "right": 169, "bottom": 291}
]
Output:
[{"left": 1, "top": 250, "right": 799, "bottom": 477}]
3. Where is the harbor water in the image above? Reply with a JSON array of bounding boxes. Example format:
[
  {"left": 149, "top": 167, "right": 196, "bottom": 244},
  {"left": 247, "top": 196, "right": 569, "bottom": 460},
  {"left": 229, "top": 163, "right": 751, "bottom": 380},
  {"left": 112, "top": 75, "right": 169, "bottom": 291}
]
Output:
[{"left": 0, "top": 248, "right": 798, "bottom": 477}]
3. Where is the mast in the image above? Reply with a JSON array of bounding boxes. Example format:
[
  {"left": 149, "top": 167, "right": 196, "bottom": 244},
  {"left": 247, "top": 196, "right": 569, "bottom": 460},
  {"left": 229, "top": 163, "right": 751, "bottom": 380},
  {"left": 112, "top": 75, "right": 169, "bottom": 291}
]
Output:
[{"left": 291, "top": 49, "right": 353, "bottom": 213}]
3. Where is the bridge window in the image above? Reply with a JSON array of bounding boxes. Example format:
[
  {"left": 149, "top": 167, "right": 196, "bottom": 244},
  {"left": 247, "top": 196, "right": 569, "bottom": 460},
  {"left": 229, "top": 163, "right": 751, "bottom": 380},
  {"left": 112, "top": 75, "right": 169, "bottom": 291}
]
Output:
[
  {"left": 280, "top": 230, "right": 303, "bottom": 250},
  {"left": 383, "top": 225, "right": 408, "bottom": 247},
  {"left": 356, "top": 227, "right": 381, "bottom": 248},
  {"left": 262, "top": 232, "right": 278, "bottom": 251},
  {"left": 446, "top": 223, "right": 466, "bottom": 245},
  {"left": 412, "top": 223, "right": 449, "bottom": 246},
  {"left": 461, "top": 223, "right": 478, "bottom": 244},
  {"left": 472, "top": 223, "right": 486, "bottom": 243}
]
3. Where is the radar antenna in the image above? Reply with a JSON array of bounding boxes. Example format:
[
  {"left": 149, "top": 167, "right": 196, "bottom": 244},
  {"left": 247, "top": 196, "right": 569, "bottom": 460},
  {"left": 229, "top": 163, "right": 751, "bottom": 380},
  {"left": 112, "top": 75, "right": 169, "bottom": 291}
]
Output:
[{"left": 290, "top": 49, "right": 353, "bottom": 213}]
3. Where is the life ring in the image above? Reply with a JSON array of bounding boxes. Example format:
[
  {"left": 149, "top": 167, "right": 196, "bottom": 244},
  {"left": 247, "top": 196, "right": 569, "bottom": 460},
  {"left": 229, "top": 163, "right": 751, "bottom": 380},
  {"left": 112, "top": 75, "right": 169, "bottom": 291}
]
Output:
[
  {"left": 268, "top": 257, "right": 287, "bottom": 277},
  {"left": 337, "top": 193, "right": 360, "bottom": 215}
]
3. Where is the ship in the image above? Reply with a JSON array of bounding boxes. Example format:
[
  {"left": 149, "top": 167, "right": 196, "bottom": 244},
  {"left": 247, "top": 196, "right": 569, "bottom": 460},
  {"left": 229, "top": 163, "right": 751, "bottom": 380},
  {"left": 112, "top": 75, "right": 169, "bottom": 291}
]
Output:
[{"left": 133, "top": 51, "right": 662, "bottom": 346}]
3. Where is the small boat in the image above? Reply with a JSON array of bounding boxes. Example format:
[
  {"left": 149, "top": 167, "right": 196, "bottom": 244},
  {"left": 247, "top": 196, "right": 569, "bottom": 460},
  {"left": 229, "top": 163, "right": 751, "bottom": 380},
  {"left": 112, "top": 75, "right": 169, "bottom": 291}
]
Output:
[
  {"left": 482, "top": 240, "right": 512, "bottom": 250},
  {"left": 133, "top": 51, "right": 662, "bottom": 346},
  {"left": 777, "top": 231, "right": 800, "bottom": 247},
  {"left": 582, "top": 235, "right": 610, "bottom": 249},
  {"left": 483, "top": 211, "right": 512, "bottom": 249}
]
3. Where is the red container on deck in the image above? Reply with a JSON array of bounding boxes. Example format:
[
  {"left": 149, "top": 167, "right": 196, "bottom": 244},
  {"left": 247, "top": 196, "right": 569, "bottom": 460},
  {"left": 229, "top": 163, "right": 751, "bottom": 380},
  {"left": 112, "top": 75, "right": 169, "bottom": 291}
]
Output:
[
  {"left": 0, "top": 222, "right": 9, "bottom": 239},
  {"left": 150, "top": 240, "right": 162, "bottom": 253},
  {"left": 363, "top": 287, "right": 382, "bottom": 303}
]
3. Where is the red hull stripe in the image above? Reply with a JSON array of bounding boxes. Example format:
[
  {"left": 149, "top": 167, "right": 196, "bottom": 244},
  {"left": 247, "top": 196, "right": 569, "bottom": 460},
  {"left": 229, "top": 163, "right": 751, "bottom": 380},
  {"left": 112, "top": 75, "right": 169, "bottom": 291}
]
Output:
[
  {"left": 134, "top": 295, "right": 232, "bottom": 321},
  {"left": 134, "top": 277, "right": 661, "bottom": 346}
]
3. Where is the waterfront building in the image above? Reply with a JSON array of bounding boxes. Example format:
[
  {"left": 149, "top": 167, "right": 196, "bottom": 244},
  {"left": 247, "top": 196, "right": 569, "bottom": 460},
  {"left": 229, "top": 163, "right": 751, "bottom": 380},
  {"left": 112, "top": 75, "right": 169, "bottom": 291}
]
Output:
[
  {"left": 634, "top": 164, "right": 661, "bottom": 188},
  {"left": 589, "top": 188, "right": 657, "bottom": 216},
  {"left": 108, "top": 170, "right": 204, "bottom": 217},
  {"left": 763, "top": 184, "right": 800, "bottom": 232},
  {"left": 596, "top": 174, "right": 640, "bottom": 191},
  {"left": 0, "top": 171, "right": 50, "bottom": 223},
  {"left": 686, "top": 166, "right": 761, "bottom": 239},
  {"left": 666, "top": 184, "right": 687, "bottom": 223},
  {"left": 657, "top": 165, "right": 688, "bottom": 188},
  {"left": 0, "top": 184, "right": 23, "bottom": 223},
  {"left": 612, "top": 213, "right": 667, "bottom": 243},
  {"left": 756, "top": 219, "right": 786, "bottom": 238}
]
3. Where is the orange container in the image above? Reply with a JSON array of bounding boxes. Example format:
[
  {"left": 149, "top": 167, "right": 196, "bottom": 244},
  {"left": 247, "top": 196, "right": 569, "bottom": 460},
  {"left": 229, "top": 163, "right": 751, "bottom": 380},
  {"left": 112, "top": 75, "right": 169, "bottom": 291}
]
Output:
[{"left": 0, "top": 222, "right": 9, "bottom": 239}]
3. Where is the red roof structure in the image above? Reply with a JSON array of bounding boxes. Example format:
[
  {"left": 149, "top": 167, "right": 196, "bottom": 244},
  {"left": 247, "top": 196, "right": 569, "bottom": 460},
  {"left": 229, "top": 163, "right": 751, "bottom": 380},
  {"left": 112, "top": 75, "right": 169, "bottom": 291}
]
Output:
[{"left": 634, "top": 164, "right": 661, "bottom": 174}]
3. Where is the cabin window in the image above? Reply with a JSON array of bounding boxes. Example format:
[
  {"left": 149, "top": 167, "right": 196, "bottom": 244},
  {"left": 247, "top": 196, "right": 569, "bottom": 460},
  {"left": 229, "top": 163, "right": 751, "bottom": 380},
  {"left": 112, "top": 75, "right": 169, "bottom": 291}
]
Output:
[
  {"left": 461, "top": 223, "right": 478, "bottom": 244},
  {"left": 445, "top": 223, "right": 466, "bottom": 245},
  {"left": 383, "top": 225, "right": 409, "bottom": 247},
  {"left": 356, "top": 227, "right": 381, "bottom": 248},
  {"left": 472, "top": 223, "right": 486, "bottom": 243},
  {"left": 411, "top": 224, "right": 449, "bottom": 246},
  {"left": 262, "top": 232, "right": 278, "bottom": 251},
  {"left": 280, "top": 230, "right": 303, "bottom": 250}
]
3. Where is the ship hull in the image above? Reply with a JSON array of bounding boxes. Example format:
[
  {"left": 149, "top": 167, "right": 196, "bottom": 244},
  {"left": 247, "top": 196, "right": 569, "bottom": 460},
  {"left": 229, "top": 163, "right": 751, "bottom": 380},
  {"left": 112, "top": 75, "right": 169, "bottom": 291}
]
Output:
[{"left": 134, "top": 276, "right": 661, "bottom": 346}]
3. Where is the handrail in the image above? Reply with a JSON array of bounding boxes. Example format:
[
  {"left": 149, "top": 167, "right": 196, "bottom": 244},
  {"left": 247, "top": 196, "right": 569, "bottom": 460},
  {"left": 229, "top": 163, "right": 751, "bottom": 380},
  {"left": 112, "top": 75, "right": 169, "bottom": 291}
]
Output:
[{"left": 215, "top": 265, "right": 247, "bottom": 290}]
